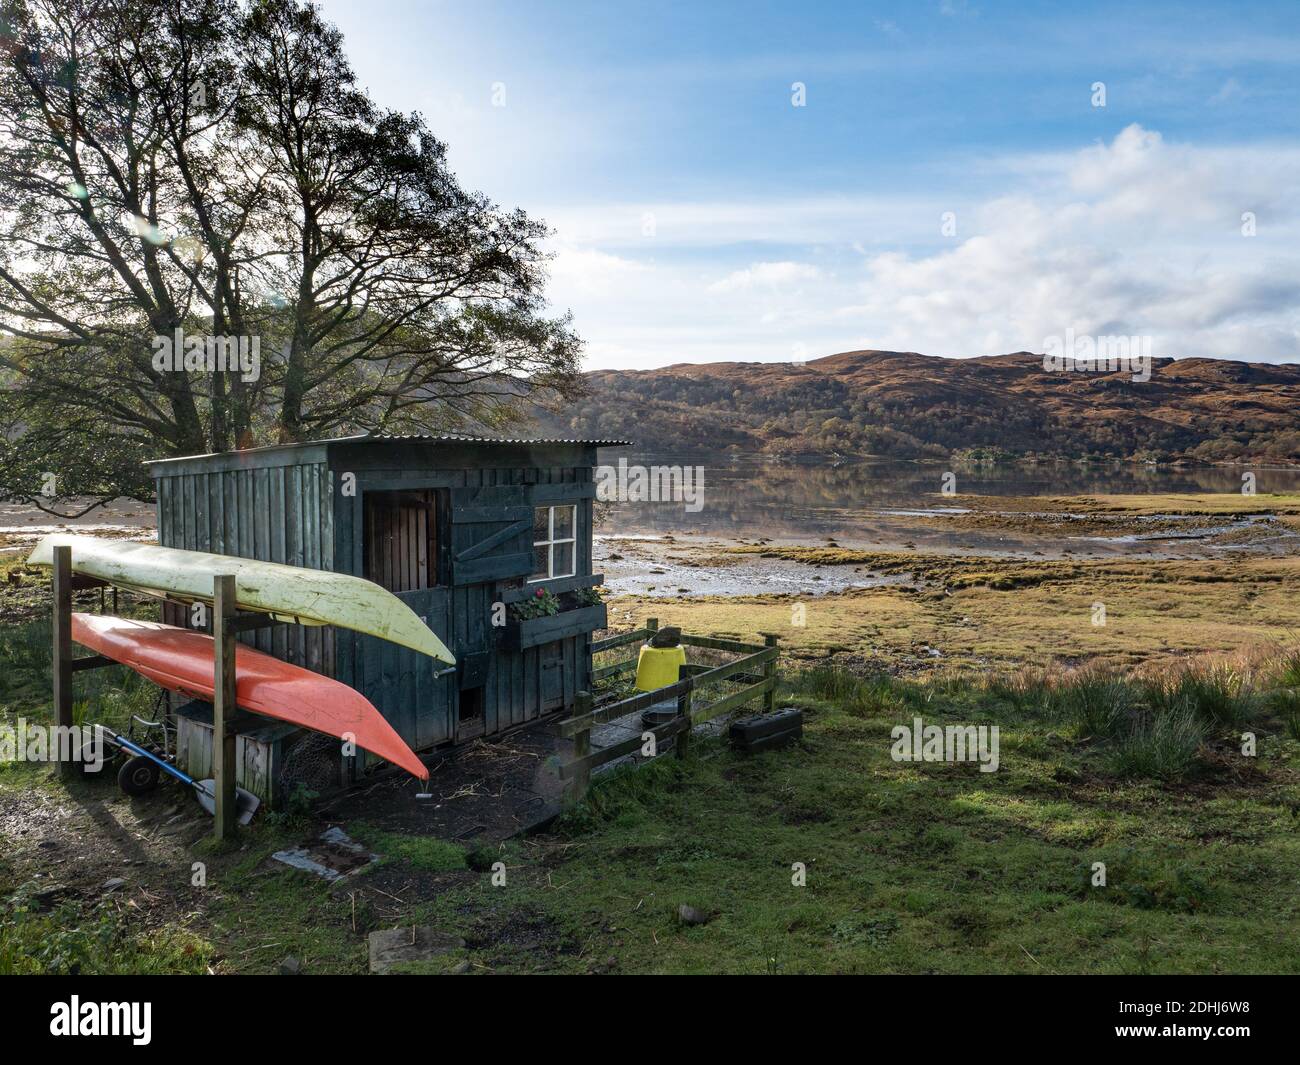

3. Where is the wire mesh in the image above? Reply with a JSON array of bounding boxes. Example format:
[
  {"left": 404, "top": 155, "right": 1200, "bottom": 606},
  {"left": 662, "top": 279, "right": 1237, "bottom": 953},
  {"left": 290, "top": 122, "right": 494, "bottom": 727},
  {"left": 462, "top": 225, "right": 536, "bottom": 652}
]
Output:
[{"left": 277, "top": 731, "right": 341, "bottom": 798}]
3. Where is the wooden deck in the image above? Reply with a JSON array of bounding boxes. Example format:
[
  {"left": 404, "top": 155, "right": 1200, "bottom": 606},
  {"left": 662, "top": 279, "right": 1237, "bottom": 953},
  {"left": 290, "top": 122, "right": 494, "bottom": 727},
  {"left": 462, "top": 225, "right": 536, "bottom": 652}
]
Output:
[
  {"left": 314, "top": 727, "right": 564, "bottom": 842},
  {"left": 312, "top": 675, "right": 760, "bottom": 845}
]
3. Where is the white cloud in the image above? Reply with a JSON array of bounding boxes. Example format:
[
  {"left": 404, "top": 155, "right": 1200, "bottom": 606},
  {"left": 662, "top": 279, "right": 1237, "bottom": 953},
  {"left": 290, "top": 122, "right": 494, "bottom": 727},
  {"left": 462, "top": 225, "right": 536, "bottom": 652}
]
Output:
[
  {"left": 543, "top": 124, "right": 1300, "bottom": 369},
  {"left": 1208, "top": 77, "right": 1247, "bottom": 105},
  {"left": 939, "top": 0, "right": 978, "bottom": 17},
  {"left": 844, "top": 125, "right": 1300, "bottom": 360},
  {"left": 538, "top": 197, "right": 941, "bottom": 249},
  {"left": 708, "top": 261, "right": 821, "bottom": 293},
  {"left": 548, "top": 244, "right": 649, "bottom": 297}
]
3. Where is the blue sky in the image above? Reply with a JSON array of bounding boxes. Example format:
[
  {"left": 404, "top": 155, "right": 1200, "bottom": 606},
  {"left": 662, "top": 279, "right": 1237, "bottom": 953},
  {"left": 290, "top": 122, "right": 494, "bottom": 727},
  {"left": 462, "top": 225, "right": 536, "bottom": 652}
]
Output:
[{"left": 319, "top": 0, "right": 1300, "bottom": 369}]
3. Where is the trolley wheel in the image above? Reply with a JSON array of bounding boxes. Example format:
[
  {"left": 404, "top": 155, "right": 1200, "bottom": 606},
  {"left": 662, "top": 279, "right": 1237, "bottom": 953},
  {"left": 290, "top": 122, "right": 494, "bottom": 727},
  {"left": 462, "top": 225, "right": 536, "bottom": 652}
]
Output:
[{"left": 117, "top": 755, "right": 161, "bottom": 796}]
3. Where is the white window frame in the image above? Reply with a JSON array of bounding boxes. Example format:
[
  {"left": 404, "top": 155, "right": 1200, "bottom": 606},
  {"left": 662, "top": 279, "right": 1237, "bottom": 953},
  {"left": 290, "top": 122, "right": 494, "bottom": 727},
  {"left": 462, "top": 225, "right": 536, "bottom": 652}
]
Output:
[{"left": 529, "top": 504, "right": 577, "bottom": 582}]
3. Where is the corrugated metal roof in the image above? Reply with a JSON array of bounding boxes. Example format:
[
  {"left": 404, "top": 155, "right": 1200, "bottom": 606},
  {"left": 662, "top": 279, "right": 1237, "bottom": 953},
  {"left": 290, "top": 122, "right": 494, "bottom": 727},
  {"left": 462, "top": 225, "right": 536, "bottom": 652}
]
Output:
[
  {"left": 145, "top": 432, "right": 630, "bottom": 466},
  {"left": 360, "top": 432, "right": 632, "bottom": 446}
]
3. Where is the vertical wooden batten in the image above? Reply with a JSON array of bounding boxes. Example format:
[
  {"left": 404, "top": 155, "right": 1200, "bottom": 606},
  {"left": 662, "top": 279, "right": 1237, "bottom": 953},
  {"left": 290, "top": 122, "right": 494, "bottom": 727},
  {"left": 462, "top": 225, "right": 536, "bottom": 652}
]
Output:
[
  {"left": 52, "top": 545, "right": 73, "bottom": 780},
  {"left": 212, "top": 573, "right": 238, "bottom": 839},
  {"left": 761, "top": 633, "right": 780, "bottom": 714}
]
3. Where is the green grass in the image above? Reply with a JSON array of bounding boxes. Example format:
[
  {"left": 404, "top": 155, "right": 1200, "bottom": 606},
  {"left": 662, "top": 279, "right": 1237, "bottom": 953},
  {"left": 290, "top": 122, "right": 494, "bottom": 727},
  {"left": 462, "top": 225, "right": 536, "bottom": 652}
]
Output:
[
  {"left": 1277, "top": 691, "right": 1300, "bottom": 741},
  {"left": 975, "top": 659, "right": 1275, "bottom": 780},
  {"left": 1276, "top": 647, "right": 1300, "bottom": 689},
  {"left": 1107, "top": 709, "right": 1206, "bottom": 780},
  {"left": 3, "top": 605, "right": 1299, "bottom": 973},
  {"left": 1152, "top": 666, "right": 1260, "bottom": 728},
  {"left": 1052, "top": 672, "right": 1135, "bottom": 740},
  {"left": 0, "top": 896, "right": 212, "bottom": 975},
  {"left": 385, "top": 664, "right": 1300, "bottom": 974},
  {"left": 795, "top": 664, "right": 919, "bottom": 717},
  {"left": 205, "top": 869, "right": 369, "bottom": 975},
  {"left": 0, "top": 616, "right": 159, "bottom": 731},
  {"left": 353, "top": 826, "right": 468, "bottom": 872}
]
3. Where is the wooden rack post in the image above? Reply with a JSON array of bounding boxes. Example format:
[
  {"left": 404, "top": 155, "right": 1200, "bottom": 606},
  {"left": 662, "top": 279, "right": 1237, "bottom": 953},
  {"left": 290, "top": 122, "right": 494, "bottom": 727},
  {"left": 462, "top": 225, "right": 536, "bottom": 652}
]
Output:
[
  {"left": 565, "top": 690, "right": 593, "bottom": 804},
  {"left": 52, "top": 545, "right": 73, "bottom": 779},
  {"left": 762, "top": 633, "right": 780, "bottom": 713},
  {"left": 212, "top": 574, "right": 238, "bottom": 840},
  {"left": 675, "top": 679, "right": 693, "bottom": 760}
]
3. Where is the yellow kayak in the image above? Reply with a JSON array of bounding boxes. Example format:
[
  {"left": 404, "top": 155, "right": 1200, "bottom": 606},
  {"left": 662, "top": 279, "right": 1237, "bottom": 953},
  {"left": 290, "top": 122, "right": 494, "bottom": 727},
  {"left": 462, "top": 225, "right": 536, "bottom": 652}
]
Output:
[{"left": 28, "top": 535, "right": 455, "bottom": 665}]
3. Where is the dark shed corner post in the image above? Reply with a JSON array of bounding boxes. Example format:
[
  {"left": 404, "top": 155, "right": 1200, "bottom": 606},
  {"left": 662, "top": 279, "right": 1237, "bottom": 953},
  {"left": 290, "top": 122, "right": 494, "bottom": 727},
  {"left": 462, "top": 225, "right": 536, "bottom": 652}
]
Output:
[
  {"left": 565, "top": 690, "right": 593, "bottom": 805},
  {"left": 212, "top": 573, "right": 238, "bottom": 840},
  {"left": 52, "top": 545, "right": 73, "bottom": 780}
]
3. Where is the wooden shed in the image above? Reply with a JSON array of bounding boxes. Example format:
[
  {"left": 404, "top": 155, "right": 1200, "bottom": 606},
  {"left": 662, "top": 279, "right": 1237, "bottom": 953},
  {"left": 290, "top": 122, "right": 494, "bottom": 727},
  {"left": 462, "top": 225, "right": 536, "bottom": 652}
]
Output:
[{"left": 145, "top": 433, "right": 628, "bottom": 784}]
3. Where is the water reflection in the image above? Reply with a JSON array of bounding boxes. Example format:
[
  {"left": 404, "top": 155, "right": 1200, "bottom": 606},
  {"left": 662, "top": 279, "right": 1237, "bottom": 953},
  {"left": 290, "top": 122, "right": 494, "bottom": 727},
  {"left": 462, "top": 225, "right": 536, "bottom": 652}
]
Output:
[{"left": 595, "top": 453, "right": 1300, "bottom": 540}]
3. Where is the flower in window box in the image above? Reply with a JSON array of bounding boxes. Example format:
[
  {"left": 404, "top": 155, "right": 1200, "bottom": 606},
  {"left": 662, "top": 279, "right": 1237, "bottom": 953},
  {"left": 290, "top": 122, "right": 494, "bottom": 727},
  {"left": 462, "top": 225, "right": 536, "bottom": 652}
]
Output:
[
  {"left": 510, "top": 588, "right": 560, "bottom": 621},
  {"left": 573, "top": 586, "right": 604, "bottom": 608}
]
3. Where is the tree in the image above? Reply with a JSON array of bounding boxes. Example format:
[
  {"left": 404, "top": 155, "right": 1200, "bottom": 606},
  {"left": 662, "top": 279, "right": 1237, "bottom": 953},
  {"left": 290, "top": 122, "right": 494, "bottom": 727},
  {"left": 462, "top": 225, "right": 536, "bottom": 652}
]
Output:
[{"left": 0, "top": 0, "right": 581, "bottom": 515}]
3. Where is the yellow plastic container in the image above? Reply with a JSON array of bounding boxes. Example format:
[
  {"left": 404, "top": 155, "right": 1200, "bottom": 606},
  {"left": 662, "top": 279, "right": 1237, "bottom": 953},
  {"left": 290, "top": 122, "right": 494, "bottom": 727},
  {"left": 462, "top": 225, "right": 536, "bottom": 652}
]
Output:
[{"left": 634, "top": 645, "right": 686, "bottom": 691}]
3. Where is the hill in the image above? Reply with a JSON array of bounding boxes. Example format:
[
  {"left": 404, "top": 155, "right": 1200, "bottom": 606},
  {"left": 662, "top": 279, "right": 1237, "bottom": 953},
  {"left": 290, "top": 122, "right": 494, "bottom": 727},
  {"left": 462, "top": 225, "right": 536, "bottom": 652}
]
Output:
[{"left": 533, "top": 350, "right": 1300, "bottom": 463}]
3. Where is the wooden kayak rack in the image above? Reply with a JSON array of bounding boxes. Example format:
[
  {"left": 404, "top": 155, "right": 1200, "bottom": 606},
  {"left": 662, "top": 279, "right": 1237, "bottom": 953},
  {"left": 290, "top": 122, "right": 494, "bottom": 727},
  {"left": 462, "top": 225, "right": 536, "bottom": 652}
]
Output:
[{"left": 52, "top": 543, "right": 291, "bottom": 840}]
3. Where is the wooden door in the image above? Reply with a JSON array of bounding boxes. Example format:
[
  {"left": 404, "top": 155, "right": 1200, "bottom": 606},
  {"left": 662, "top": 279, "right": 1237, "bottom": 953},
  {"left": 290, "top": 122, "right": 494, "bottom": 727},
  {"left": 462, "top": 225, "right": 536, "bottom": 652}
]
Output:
[{"left": 354, "top": 489, "right": 453, "bottom": 750}]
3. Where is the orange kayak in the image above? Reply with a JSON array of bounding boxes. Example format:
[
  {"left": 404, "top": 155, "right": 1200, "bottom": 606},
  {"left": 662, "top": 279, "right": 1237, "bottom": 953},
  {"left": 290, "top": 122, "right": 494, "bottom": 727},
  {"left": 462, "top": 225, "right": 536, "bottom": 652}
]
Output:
[{"left": 72, "top": 614, "right": 428, "bottom": 781}]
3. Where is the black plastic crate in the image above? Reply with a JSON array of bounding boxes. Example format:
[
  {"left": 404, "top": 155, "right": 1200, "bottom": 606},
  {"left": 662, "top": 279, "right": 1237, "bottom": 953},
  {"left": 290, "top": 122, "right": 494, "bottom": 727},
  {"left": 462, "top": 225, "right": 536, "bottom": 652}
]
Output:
[{"left": 729, "top": 708, "right": 803, "bottom": 752}]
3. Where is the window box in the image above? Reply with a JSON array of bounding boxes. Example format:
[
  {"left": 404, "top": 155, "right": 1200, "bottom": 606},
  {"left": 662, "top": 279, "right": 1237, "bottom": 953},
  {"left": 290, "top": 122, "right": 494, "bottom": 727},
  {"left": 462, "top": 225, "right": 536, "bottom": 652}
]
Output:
[{"left": 501, "top": 603, "right": 608, "bottom": 651}]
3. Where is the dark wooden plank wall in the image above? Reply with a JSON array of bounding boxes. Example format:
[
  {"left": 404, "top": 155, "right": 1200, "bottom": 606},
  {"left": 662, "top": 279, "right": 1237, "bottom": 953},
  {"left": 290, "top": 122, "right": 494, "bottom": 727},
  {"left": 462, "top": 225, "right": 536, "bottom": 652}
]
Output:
[
  {"left": 155, "top": 451, "right": 597, "bottom": 759},
  {"left": 448, "top": 463, "right": 592, "bottom": 738},
  {"left": 332, "top": 461, "right": 593, "bottom": 751},
  {"left": 155, "top": 463, "right": 336, "bottom": 675}
]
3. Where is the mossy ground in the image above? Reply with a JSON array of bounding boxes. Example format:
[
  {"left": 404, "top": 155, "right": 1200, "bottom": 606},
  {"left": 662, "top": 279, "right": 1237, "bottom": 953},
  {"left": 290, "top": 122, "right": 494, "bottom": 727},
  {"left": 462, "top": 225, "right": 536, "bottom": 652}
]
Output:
[
  {"left": 3, "top": 495, "right": 1300, "bottom": 973},
  {"left": 4, "top": 649, "right": 1297, "bottom": 974},
  {"left": 345, "top": 660, "right": 1300, "bottom": 974}
]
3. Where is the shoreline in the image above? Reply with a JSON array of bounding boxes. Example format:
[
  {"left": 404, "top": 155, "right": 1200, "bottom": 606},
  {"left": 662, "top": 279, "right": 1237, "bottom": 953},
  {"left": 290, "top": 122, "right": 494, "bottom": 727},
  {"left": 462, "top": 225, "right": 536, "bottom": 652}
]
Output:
[
  {"left": 595, "top": 491, "right": 1300, "bottom": 677},
  {"left": 596, "top": 491, "right": 1300, "bottom": 598},
  {"left": 4, "top": 492, "right": 1299, "bottom": 678}
]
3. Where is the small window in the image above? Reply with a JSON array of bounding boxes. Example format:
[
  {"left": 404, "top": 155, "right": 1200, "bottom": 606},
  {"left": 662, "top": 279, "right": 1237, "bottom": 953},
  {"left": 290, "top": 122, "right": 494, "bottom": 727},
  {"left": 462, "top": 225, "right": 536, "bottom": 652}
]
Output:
[
  {"left": 364, "top": 490, "right": 442, "bottom": 593},
  {"left": 529, "top": 505, "right": 576, "bottom": 582}
]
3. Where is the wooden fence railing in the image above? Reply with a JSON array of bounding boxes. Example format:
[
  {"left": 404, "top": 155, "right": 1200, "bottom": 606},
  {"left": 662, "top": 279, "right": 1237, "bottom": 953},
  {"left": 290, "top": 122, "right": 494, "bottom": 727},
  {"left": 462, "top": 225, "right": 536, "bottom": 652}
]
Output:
[{"left": 562, "top": 619, "right": 779, "bottom": 800}]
